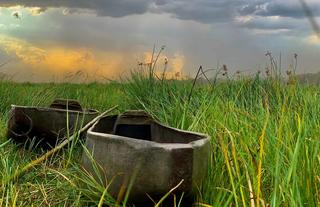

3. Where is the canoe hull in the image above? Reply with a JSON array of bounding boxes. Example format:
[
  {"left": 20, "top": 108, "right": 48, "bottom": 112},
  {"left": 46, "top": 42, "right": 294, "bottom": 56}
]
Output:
[
  {"left": 82, "top": 110, "right": 210, "bottom": 205},
  {"left": 7, "top": 105, "right": 98, "bottom": 148}
]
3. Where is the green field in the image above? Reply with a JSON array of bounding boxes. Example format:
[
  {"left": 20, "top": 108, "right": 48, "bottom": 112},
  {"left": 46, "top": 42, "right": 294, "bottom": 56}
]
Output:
[{"left": 0, "top": 74, "right": 319, "bottom": 206}]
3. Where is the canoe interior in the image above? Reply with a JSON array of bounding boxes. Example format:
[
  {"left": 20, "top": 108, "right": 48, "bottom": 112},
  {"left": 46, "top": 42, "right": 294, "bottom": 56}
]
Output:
[{"left": 91, "top": 111, "right": 205, "bottom": 144}]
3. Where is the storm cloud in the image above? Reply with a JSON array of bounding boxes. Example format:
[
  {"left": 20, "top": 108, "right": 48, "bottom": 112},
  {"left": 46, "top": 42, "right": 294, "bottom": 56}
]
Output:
[
  {"left": 0, "top": 0, "right": 246, "bottom": 23},
  {"left": 0, "top": 0, "right": 320, "bottom": 82},
  {"left": 151, "top": 0, "right": 246, "bottom": 23},
  {"left": 238, "top": 0, "right": 320, "bottom": 18},
  {"left": 0, "top": 0, "right": 319, "bottom": 24},
  {"left": 0, "top": 0, "right": 152, "bottom": 17}
]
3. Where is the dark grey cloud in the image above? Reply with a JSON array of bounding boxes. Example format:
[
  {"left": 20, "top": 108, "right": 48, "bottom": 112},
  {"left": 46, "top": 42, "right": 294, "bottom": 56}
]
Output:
[
  {"left": 153, "top": 0, "right": 320, "bottom": 24},
  {"left": 152, "top": 0, "right": 246, "bottom": 23},
  {"left": 0, "top": 0, "right": 151, "bottom": 17},
  {"left": 240, "top": 18, "right": 294, "bottom": 30},
  {"left": 0, "top": 0, "right": 319, "bottom": 26},
  {"left": 0, "top": 0, "right": 248, "bottom": 23},
  {"left": 238, "top": 1, "right": 271, "bottom": 16},
  {"left": 239, "top": 0, "right": 320, "bottom": 18},
  {"left": 235, "top": 1, "right": 320, "bottom": 33}
]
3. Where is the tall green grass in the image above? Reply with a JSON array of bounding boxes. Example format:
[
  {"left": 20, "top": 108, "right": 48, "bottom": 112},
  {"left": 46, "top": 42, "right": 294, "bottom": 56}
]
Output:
[{"left": 0, "top": 73, "right": 319, "bottom": 206}]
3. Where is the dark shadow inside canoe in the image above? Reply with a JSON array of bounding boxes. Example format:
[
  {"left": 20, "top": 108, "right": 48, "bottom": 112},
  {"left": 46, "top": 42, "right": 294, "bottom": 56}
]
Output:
[
  {"left": 91, "top": 114, "right": 205, "bottom": 144},
  {"left": 9, "top": 121, "right": 61, "bottom": 149}
]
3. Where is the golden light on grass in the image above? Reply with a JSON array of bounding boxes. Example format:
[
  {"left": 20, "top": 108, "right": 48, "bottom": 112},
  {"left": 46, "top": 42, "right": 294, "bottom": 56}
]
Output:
[{"left": 143, "top": 51, "right": 185, "bottom": 79}]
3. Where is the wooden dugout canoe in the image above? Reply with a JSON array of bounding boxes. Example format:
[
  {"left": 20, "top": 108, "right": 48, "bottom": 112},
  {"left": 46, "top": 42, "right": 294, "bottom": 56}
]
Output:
[
  {"left": 82, "top": 110, "right": 211, "bottom": 205},
  {"left": 7, "top": 99, "right": 99, "bottom": 148}
]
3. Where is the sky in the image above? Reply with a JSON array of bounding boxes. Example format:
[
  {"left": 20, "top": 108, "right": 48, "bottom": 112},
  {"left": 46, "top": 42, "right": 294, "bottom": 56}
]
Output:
[{"left": 0, "top": 0, "right": 319, "bottom": 82}]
